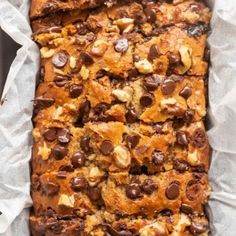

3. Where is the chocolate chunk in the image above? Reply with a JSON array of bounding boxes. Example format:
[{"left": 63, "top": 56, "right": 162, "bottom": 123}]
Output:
[
  {"left": 80, "top": 136, "right": 92, "bottom": 153},
  {"left": 51, "top": 144, "right": 68, "bottom": 160},
  {"left": 144, "top": 75, "right": 160, "bottom": 91},
  {"left": 125, "top": 135, "right": 140, "bottom": 149},
  {"left": 43, "top": 182, "right": 60, "bottom": 196},
  {"left": 69, "top": 84, "right": 83, "bottom": 98},
  {"left": 76, "top": 22, "right": 88, "bottom": 35},
  {"left": 165, "top": 182, "right": 180, "bottom": 200},
  {"left": 34, "top": 97, "right": 55, "bottom": 109},
  {"left": 174, "top": 159, "right": 189, "bottom": 172},
  {"left": 180, "top": 203, "right": 193, "bottom": 215},
  {"left": 141, "top": 179, "right": 157, "bottom": 194},
  {"left": 125, "top": 183, "right": 142, "bottom": 200},
  {"left": 80, "top": 51, "right": 94, "bottom": 65},
  {"left": 59, "top": 164, "right": 74, "bottom": 172},
  {"left": 186, "top": 180, "right": 202, "bottom": 201},
  {"left": 161, "top": 78, "right": 176, "bottom": 95},
  {"left": 100, "top": 140, "right": 114, "bottom": 156},
  {"left": 71, "top": 176, "right": 88, "bottom": 191},
  {"left": 179, "top": 86, "right": 192, "bottom": 99},
  {"left": 152, "top": 150, "right": 165, "bottom": 165},
  {"left": 87, "top": 186, "right": 101, "bottom": 201},
  {"left": 115, "top": 38, "right": 129, "bottom": 53},
  {"left": 71, "top": 151, "right": 86, "bottom": 168},
  {"left": 57, "top": 128, "right": 70, "bottom": 144},
  {"left": 43, "top": 128, "right": 57, "bottom": 142},
  {"left": 176, "top": 131, "right": 189, "bottom": 146},
  {"left": 140, "top": 93, "right": 154, "bottom": 107},
  {"left": 191, "top": 128, "right": 206, "bottom": 148},
  {"left": 144, "top": 6, "right": 157, "bottom": 23},
  {"left": 52, "top": 51, "right": 68, "bottom": 68},
  {"left": 184, "top": 109, "right": 195, "bottom": 124},
  {"left": 168, "top": 53, "right": 181, "bottom": 66},
  {"left": 185, "top": 23, "right": 209, "bottom": 37},
  {"left": 148, "top": 44, "right": 159, "bottom": 61},
  {"left": 126, "top": 108, "right": 138, "bottom": 123},
  {"left": 54, "top": 75, "right": 69, "bottom": 87},
  {"left": 190, "top": 222, "right": 208, "bottom": 234}
]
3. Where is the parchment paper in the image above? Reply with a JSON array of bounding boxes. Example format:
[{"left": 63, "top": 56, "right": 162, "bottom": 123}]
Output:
[{"left": 0, "top": 0, "right": 236, "bottom": 235}]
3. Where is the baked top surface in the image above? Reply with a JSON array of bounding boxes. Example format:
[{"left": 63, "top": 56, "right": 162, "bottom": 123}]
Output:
[{"left": 30, "top": 0, "right": 211, "bottom": 235}]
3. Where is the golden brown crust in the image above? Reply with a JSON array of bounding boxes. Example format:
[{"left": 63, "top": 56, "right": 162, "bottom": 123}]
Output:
[{"left": 30, "top": 0, "right": 211, "bottom": 235}]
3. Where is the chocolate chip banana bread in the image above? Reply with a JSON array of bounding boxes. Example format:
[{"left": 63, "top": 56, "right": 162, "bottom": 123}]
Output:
[{"left": 30, "top": 0, "right": 211, "bottom": 235}]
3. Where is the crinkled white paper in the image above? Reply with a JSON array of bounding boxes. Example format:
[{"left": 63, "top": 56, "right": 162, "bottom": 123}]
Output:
[{"left": 0, "top": 0, "right": 236, "bottom": 235}]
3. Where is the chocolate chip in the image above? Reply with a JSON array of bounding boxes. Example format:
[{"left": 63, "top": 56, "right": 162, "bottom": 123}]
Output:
[
  {"left": 186, "top": 180, "right": 201, "bottom": 201},
  {"left": 42, "top": 2, "right": 59, "bottom": 14},
  {"left": 144, "top": 75, "right": 160, "bottom": 91},
  {"left": 100, "top": 140, "right": 114, "bottom": 156},
  {"left": 174, "top": 159, "right": 189, "bottom": 172},
  {"left": 153, "top": 123, "right": 163, "bottom": 134},
  {"left": 168, "top": 53, "right": 181, "bottom": 66},
  {"left": 191, "top": 128, "right": 206, "bottom": 148},
  {"left": 51, "top": 145, "right": 68, "bottom": 160},
  {"left": 59, "top": 164, "right": 74, "bottom": 172},
  {"left": 40, "top": 66, "right": 45, "bottom": 81},
  {"left": 57, "top": 128, "right": 70, "bottom": 144},
  {"left": 148, "top": 44, "right": 159, "bottom": 61},
  {"left": 125, "top": 108, "right": 138, "bottom": 123},
  {"left": 179, "top": 86, "right": 192, "bottom": 99},
  {"left": 87, "top": 186, "right": 101, "bottom": 201},
  {"left": 34, "top": 97, "right": 55, "bottom": 109},
  {"left": 190, "top": 222, "right": 208, "bottom": 234},
  {"left": 144, "top": 6, "right": 156, "bottom": 23},
  {"left": 80, "top": 51, "right": 94, "bottom": 66},
  {"left": 119, "top": 230, "right": 133, "bottom": 236},
  {"left": 43, "top": 182, "right": 60, "bottom": 196},
  {"left": 71, "top": 151, "right": 86, "bottom": 168},
  {"left": 180, "top": 203, "right": 193, "bottom": 215},
  {"left": 125, "top": 183, "right": 142, "bottom": 200},
  {"left": 31, "top": 175, "right": 41, "bottom": 191},
  {"left": 56, "top": 171, "right": 67, "bottom": 179},
  {"left": 165, "top": 182, "right": 180, "bottom": 200},
  {"left": 134, "top": 12, "right": 147, "bottom": 24},
  {"left": 140, "top": 93, "right": 154, "bottom": 107},
  {"left": 69, "top": 84, "right": 83, "bottom": 98},
  {"left": 125, "top": 135, "right": 140, "bottom": 149},
  {"left": 161, "top": 78, "right": 176, "bottom": 95},
  {"left": 71, "top": 176, "right": 88, "bottom": 191},
  {"left": 43, "top": 128, "right": 57, "bottom": 142},
  {"left": 160, "top": 209, "right": 173, "bottom": 217},
  {"left": 185, "top": 23, "right": 209, "bottom": 37},
  {"left": 152, "top": 150, "right": 165, "bottom": 165},
  {"left": 204, "top": 48, "right": 210, "bottom": 62},
  {"left": 52, "top": 51, "right": 68, "bottom": 68},
  {"left": 80, "top": 136, "right": 92, "bottom": 153},
  {"left": 114, "top": 38, "right": 129, "bottom": 53},
  {"left": 54, "top": 75, "right": 69, "bottom": 87},
  {"left": 79, "top": 99, "right": 91, "bottom": 115},
  {"left": 76, "top": 22, "right": 89, "bottom": 35},
  {"left": 141, "top": 179, "right": 157, "bottom": 194},
  {"left": 184, "top": 109, "right": 195, "bottom": 124},
  {"left": 176, "top": 131, "right": 189, "bottom": 146}
]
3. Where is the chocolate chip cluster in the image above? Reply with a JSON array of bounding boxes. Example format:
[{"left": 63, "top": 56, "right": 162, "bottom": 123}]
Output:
[{"left": 30, "top": 0, "right": 211, "bottom": 235}]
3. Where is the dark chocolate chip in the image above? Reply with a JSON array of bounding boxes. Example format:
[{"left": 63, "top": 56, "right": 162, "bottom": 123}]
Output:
[
  {"left": 134, "top": 12, "right": 147, "bottom": 24},
  {"left": 153, "top": 123, "right": 163, "bottom": 134},
  {"left": 179, "top": 85, "right": 192, "bottom": 99},
  {"left": 168, "top": 53, "right": 181, "bottom": 66},
  {"left": 140, "top": 93, "right": 154, "bottom": 107},
  {"left": 119, "top": 230, "right": 133, "bottom": 236},
  {"left": 204, "top": 48, "right": 210, "bottom": 62},
  {"left": 71, "top": 176, "right": 88, "bottom": 191},
  {"left": 186, "top": 180, "right": 202, "bottom": 201},
  {"left": 56, "top": 171, "right": 67, "bottom": 179},
  {"left": 191, "top": 128, "right": 206, "bottom": 148},
  {"left": 152, "top": 150, "right": 165, "bottom": 165},
  {"left": 148, "top": 44, "right": 159, "bottom": 61},
  {"left": 43, "top": 128, "right": 57, "bottom": 142},
  {"left": 125, "top": 183, "right": 142, "bottom": 200},
  {"left": 59, "top": 164, "right": 74, "bottom": 172},
  {"left": 69, "top": 84, "right": 83, "bottom": 98},
  {"left": 51, "top": 145, "right": 68, "bottom": 160},
  {"left": 52, "top": 51, "right": 68, "bottom": 68},
  {"left": 87, "top": 186, "right": 101, "bottom": 201},
  {"left": 125, "top": 108, "right": 138, "bottom": 123},
  {"left": 141, "top": 179, "right": 157, "bottom": 194},
  {"left": 160, "top": 209, "right": 173, "bottom": 217},
  {"left": 80, "top": 136, "right": 92, "bottom": 153},
  {"left": 115, "top": 38, "right": 129, "bottom": 53},
  {"left": 42, "top": 2, "right": 59, "bottom": 14},
  {"left": 174, "top": 159, "right": 189, "bottom": 172},
  {"left": 79, "top": 99, "right": 91, "bottom": 115},
  {"left": 100, "top": 140, "right": 114, "bottom": 155},
  {"left": 43, "top": 182, "right": 60, "bottom": 196},
  {"left": 184, "top": 109, "right": 195, "bottom": 124},
  {"left": 144, "top": 6, "right": 157, "bottom": 23},
  {"left": 161, "top": 78, "right": 176, "bottom": 95},
  {"left": 80, "top": 51, "right": 94, "bottom": 65},
  {"left": 176, "top": 131, "right": 189, "bottom": 146},
  {"left": 125, "top": 135, "right": 140, "bottom": 149},
  {"left": 34, "top": 97, "right": 55, "bottom": 109},
  {"left": 180, "top": 203, "right": 193, "bottom": 215},
  {"left": 144, "top": 75, "right": 160, "bottom": 91},
  {"left": 190, "top": 222, "right": 208, "bottom": 234},
  {"left": 54, "top": 75, "right": 69, "bottom": 87},
  {"left": 165, "top": 182, "right": 180, "bottom": 200},
  {"left": 185, "top": 23, "right": 209, "bottom": 37},
  {"left": 76, "top": 22, "right": 89, "bottom": 35},
  {"left": 128, "top": 68, "right": 139, "bottom": 79},
  {"left": 71, "top": 151, "right": 86, "bottom": 168},
  {"left": 57, "top": 128, "right": 70, "bottom": 144}
]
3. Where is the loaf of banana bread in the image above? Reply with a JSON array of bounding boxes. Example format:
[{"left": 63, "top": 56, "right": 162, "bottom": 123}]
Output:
[{"left": 30, "top": 0, "right": 211, "bottom": 235}]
